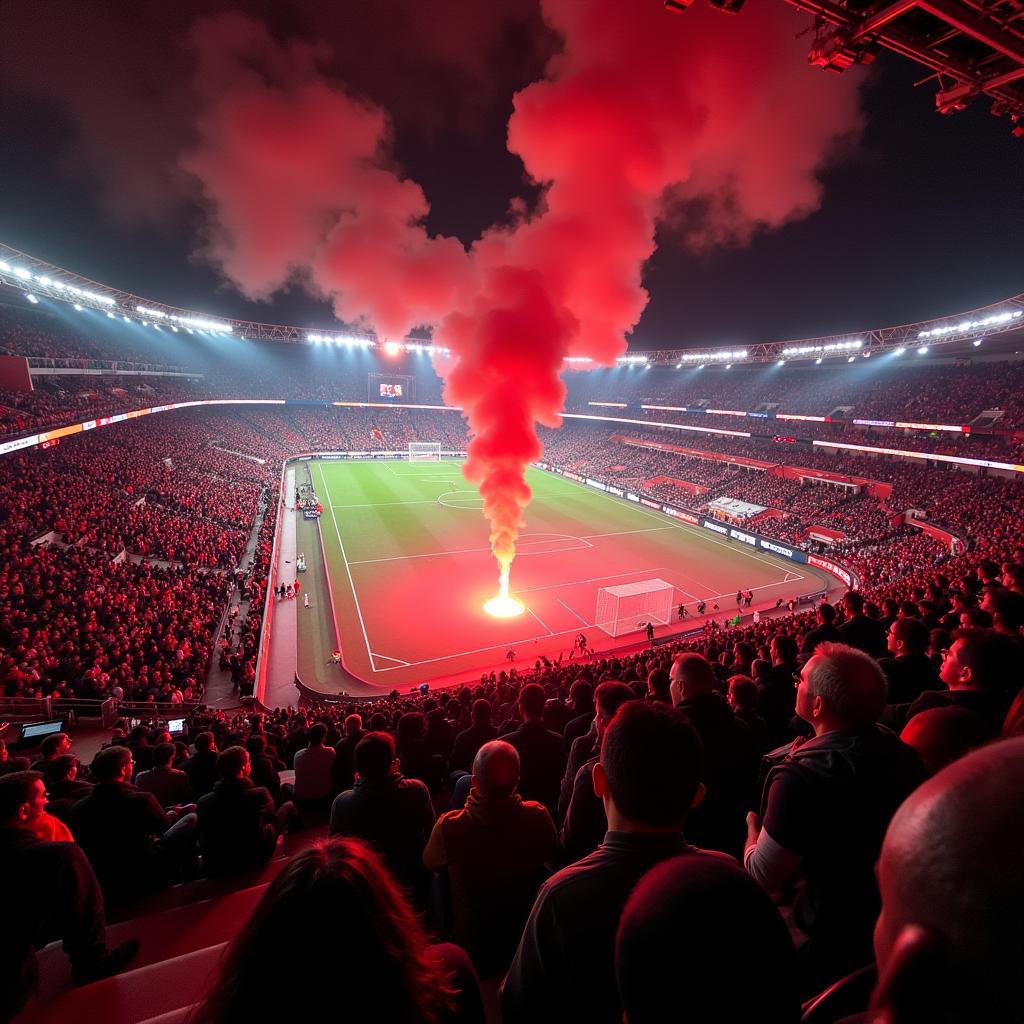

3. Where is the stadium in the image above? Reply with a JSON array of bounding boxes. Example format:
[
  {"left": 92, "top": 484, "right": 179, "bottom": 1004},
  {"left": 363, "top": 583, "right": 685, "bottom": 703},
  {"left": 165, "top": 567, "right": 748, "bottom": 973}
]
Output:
[{"left": 1, "top": 2, "right": 1023, "bottom": 1023}]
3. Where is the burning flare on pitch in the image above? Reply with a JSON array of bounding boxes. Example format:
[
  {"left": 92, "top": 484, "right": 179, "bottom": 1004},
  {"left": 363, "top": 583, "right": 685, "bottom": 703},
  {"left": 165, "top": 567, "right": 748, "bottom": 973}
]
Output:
[{"left": 483, "top": 562, "right": 525, "bottom": 618}]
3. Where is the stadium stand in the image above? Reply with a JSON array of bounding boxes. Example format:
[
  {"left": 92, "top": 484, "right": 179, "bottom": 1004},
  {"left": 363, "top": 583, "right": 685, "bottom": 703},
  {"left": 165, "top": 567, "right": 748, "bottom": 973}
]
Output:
[{"left": 3, "top": 300, "right": 1024, "bottom": 1023}]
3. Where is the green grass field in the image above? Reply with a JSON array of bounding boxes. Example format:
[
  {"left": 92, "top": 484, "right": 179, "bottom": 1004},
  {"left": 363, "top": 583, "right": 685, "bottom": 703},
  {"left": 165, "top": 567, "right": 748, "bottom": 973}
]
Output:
[{"left": 295, "top": 458, "right": 832, "bottom": 693}]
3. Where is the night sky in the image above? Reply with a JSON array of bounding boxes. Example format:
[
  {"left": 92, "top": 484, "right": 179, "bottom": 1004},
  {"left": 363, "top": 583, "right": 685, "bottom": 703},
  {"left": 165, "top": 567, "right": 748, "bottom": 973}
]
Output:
[{"left": 1, "top": 0, "right": 1021, "bottom": 351}]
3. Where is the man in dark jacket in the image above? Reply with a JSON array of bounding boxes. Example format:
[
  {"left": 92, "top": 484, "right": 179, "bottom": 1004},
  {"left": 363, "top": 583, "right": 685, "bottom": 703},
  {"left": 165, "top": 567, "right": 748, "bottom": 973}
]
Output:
[
  {"left": 560, "top": 681, "right": 635, "bottom": 858},
  {"left": 182, "top": 731, "right": 220, "bottom": 799},
  {"left": 671, "top": 653, "right": 760, "bottom": 859},
  {"left": 0, "top": 772, "right": 139, "bottom": 1020},
  {"left": 878, "top": 616, "right": 941, "bottom": 704},
  {"left": 135, "top": 742, "right": 193, "bottom": 808},
  {"left": 449, "top": 700, "right": 498, "bottom": 775},
  {"left": 800, "top": 602, "right": 842, "bottom": 655},
  {"left": 70, "top": 746, "right": 198, "bottom": 901},
  {"left": 504, "top": 684, "right": 565, "bottom": 817},
  {"left": 885, "top": 627, "right": 1016, "bottom": 735},
  {"left": 501, "top": 702, "right": 723, "bottom": 1024},
  {"left": 329, "top": 731, "right": 435, "bottom": 892},
  {"left": 246, "top": 733, "right": 283, "bottom": 805},
  {"left": 332, "top": 713, "right": 366, "bottom": 792},
  {"left": 561, "top": 681, "right": 596, "bottom": 752},
  {"left": 197, "top": 746, "right": 278, "bottom": 876},
  {"left": 745, "top": 642, "right": 924, "bottom": 993},
  {"left": 43, "top": 755, "right": 93, "bottom": 823},
  {"left": 838, "top": 590, "right": 888, "bottom": 659},
  {"left": 756, "top": 634, "right": 802, "bottom": 746}
]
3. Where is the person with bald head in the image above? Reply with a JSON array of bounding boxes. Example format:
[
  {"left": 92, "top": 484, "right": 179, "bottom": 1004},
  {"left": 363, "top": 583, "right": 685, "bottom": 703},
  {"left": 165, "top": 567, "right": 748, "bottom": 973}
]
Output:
[
  {"left": 744, "top": 642, "right": 924, "bottom": 993},
  {"left": 869, "top": 738, "right": 1024, "bottom": 1023},
  {"left": 423, "top": 740, "right": 557, "bottom": 977}
]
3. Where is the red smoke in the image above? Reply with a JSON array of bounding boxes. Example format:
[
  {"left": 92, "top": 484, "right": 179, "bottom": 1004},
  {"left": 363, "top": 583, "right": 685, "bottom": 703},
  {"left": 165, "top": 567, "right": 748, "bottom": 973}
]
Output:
[{"left": 180, "top": 2, "right": 863, "bottom": 582}]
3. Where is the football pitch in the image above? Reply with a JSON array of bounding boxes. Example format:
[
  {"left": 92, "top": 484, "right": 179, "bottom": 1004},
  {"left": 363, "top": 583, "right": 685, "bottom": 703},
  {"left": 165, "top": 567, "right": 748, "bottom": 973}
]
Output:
[{"left": 295, "top": 458, "right": 834, "bottom": 693}]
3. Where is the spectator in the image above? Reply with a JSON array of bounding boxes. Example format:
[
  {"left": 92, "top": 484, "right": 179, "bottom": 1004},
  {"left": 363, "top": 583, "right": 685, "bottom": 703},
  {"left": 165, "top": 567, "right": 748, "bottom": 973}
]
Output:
[
  {"left": 501, "top": 702, "right": 714, "bottom": 1024},
  {"left": 889, "top": 627, "right": 1018, "bottom": 735},
  {"left": 801, "top": 601, "right": 842, "bottom": 655},
  {"left": 30, "top": 731, "right": 72, "bottom": 773},
  {"left": 190, "top": 838, "right": 484, "bottom": 1024},
  {"left": 562, "top": 681, "right": 597, "bottom": 750},
  {"left": 245, "top": 734, "right": 282, "bottom": 805},
  {"left": 756, "top": 634, "right": 802, "bottom": 746},
  {"left": 43, "top": 755, "right": 93, "bottom": 823},
  {"left": 645, "top": 668, "right": 672, "bottom": 705},
  {"left": 879, "top": 616, "right": 941, "bottom": 703},
  {"left": 839, "top": 591, "right": 888, "bottom": 659},
  {"left": 744, "top": 643, "right": 924, "bottom": 991},
  {"left": 504, "top": 683, "right": 566, "bottom": 817},
  {"left": 135, "top": 742, "right": 194, "bottom": 808},
  {"left": 0, "top": 739, "right": 31, "bottom": 777},
  {"left": 726, "top": 674, "right": 769, "bottom": 750},
  {"left": 670, "top": 652, "right": 759, "bottom": 858},
  {"left": 981, "top": 586, "right": 1024, "bottom": 637},
  {"left": 870, "top": 738, "right": 1024, "bottom": 1024},
  {"left": 449, "top": 701, "right": 497, "bottom": 776},
  {"left": 183, "top": 732, "right": 220, "bottom": 800},
  {"left": 899, "top": 706, "right": 992, "bottom": 775},
  {"left": 329, "top": 731, "right": 435, "bottom": 893},
  {"left": 0, "top": 771, "right": 139, "bottom": 1019},
  {"left": 197, "top": 746, "right": 280, "bottom": 877},
  {"left": 560, "top": 681, "right": 636, "bottom": 861},
  {"left": 70, "top": 745, "right": 198, "bottom": 902},
  {"left": 332, "top": 713, "right": 365, "bottom": 793},
  {"left": 615, "top": 855, "right": 800, "bottom": 1024},
  {"left": 424, "top": 741, "right": 558, "bottom": 977},
  {"left": 291, "top": 722, "right": 336, "bottom": 814}
]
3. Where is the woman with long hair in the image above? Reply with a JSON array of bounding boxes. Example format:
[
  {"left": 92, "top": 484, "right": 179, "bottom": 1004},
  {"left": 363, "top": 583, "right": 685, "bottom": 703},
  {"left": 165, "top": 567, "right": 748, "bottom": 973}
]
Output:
[{"left": 190, "top": 837, "right": 482, "bottom": 1024}]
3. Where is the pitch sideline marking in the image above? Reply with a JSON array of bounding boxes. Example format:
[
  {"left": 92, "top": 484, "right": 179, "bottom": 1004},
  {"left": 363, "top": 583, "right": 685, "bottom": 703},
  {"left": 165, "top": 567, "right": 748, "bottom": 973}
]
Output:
[{"left": 315, "top": 462, "right": 377, "bottom": 671}]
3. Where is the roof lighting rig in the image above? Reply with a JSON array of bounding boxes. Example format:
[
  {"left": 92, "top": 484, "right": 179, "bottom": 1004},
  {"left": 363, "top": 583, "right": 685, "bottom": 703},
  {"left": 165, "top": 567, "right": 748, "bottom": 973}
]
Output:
[
  {"left": 1, "top": 241, "right": 1021, "bottom": 366},
  {"left": 664, "top": 0, "right": 1024, "bottom": 135}
]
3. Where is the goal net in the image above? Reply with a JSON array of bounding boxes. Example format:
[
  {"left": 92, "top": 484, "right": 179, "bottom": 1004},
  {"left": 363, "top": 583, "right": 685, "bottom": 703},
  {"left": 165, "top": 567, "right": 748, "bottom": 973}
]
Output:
[
  {"left": 595, "top": 578, "right": 675, "bottom": 637},
  {"left": 409, "top": 442, "right": 442, "bottom": 462}
]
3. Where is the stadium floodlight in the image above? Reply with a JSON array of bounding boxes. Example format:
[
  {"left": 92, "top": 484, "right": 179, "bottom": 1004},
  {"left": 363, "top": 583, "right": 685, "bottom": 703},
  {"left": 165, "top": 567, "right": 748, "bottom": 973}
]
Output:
[
  {"left": 122, "top": 315, "right": 130, "bottom": 322},
  {"left": 677, "top": 348, "right": 747, "bottom": 363},
  {"left": 14, "top": 267, "right": 31, "bottom": 280},
  {"left": 725, "top": 363, "right": 732, "bottom": 369},
  {"left": 847, "top": 355, "right": 856, "bottom": 362},
  {"left": 918, "top": 311, "right": 1021, "bottom": 339},
  {"left": 107, "top": 312, "right": 115, "bottom": 319},
  {"left": 0, "top": 260, "right": 10, "bottom": 272},
  {"left": 563, "top": 356, "right": 592, "bottom": 364},
  {"left": 917, "top": 346, "right": 929, "bottom": 354},
  {"left": 37, "top": 276, "right": 51, "bottom": 286},
  {"left": 25, "top": 293, "right": 38, "bottom": 303},
  {"left": 73, "top": 304, "right": 83, "bottom": 311},
  {"left": 893, "top": 347, "right": 905, "bottom": 356},
  {"left": 616, "top": 355, "right": 649, "bottom": 365},
  {"left": 170, "top": 325, "right": 178, "bottom": 332},
  {"left": 815, "top": 357, "right": 823, "bottom": 364},
  {"left": 777, "top": 359, "right": 785, "bottom": 365},
  {"left": 973, "top": 338, "right": 982, "bottom": 347},
  {"left": 782, "top": 339, "right": 862, "bottom": 358}
]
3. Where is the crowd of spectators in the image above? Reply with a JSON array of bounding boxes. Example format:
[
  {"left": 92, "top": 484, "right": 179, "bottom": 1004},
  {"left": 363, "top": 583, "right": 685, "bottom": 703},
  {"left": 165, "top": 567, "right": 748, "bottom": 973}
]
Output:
[{"left": 8, "top": 549, "right": 1023, "bottom": 1019}]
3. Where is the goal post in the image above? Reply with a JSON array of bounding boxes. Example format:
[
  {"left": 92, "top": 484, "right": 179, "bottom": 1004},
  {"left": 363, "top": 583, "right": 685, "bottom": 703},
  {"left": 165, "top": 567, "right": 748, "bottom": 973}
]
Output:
[
  {"left": 595, "top": 578, "right": 675, "bottom": 637},
  {"left": 408, "top": 442, "right": 442, "bottom": 462}
]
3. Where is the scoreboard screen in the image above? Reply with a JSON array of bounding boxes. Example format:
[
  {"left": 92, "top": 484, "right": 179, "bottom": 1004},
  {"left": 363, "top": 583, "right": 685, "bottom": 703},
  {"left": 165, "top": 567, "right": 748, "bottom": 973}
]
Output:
[{"left": 369, "top": 372, "right": 414, "bottom": 403}]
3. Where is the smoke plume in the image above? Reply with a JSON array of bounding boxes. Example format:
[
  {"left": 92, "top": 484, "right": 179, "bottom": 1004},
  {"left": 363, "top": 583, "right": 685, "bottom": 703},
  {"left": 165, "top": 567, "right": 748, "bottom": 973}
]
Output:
[{"left": 181, "top": 2, "right": 863, "bottom": 584}]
